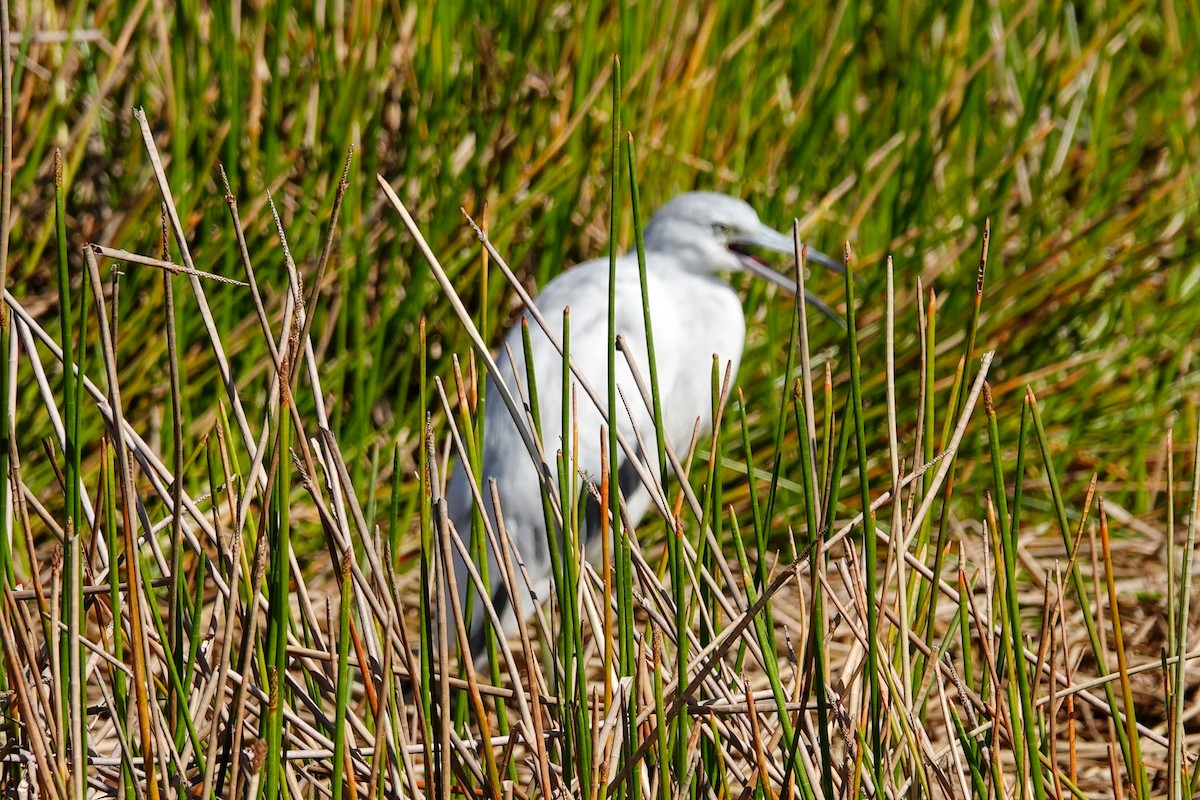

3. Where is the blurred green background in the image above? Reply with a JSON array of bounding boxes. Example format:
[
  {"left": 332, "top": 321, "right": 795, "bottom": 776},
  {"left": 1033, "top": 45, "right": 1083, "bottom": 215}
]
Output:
[{"left": 10, "top": 0, "right": 1200, "bottom": 554}]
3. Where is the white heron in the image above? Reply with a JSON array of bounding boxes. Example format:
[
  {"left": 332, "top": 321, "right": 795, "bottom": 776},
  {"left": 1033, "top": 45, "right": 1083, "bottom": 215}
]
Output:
[{"left": 446, "top": 191, "right": 842, "bottom": 660}]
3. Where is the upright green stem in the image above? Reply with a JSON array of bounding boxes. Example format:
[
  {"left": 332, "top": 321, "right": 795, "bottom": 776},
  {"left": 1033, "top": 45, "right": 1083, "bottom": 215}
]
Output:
[
  {"left": 265, "top": 357, "right": 294, "bottom": 799},
  {"left": 331, "top": 551, "right": 353, "bottom": 800},
  {"left": 842, "top": 245, "right": 881, "bottom": 759},
  {"left": 606, "top": 52, "right": 636, "bottom": 800}
]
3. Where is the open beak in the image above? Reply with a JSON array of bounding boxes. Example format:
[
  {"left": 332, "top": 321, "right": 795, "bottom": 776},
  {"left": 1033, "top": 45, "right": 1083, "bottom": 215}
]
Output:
[{"left": 728, "top": 224, "right": 846, "bottom": 325}]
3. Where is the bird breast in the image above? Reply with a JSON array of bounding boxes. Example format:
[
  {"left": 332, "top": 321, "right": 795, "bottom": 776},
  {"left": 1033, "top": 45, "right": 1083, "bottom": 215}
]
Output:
[{"left": 503, "top": 255, "right": 746, "bottom": 472}]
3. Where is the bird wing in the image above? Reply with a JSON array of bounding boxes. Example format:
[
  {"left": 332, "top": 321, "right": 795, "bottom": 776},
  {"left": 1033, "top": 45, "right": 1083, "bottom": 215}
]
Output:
[
  {"left": 520, "top": 256, "right": 746, "bottom": 541},
  {"left": 519, "top": 256, "right": 663, "bottom": 532}
]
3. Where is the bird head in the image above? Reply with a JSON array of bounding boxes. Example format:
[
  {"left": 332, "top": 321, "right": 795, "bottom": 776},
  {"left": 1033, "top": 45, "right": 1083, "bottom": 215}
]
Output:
[{"left": 641, "top": 191, "right": 843, "bottom": 287}]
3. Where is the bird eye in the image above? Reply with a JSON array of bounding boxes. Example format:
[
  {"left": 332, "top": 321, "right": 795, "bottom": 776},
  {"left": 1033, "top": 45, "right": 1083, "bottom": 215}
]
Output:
[{"left": 711, "top": 223, "right": 732, "bottom": 238}]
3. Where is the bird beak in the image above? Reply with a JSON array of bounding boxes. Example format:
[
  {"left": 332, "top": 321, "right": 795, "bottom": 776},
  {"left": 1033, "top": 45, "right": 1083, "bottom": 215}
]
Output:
[
  {"left": 730, "top": 224, "right": 845, "bottom": 283},
  {"left": 730, "top": 224, "right": 848, "bottom": 327}
]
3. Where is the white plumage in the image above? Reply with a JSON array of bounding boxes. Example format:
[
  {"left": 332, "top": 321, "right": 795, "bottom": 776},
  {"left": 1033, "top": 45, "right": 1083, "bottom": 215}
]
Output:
[{"left": 446, "top": 191, "right": 841, "bottom": 659}]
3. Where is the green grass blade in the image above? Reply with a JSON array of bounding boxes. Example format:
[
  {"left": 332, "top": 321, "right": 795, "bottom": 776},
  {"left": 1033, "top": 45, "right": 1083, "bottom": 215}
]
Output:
[
  {"left": 331, "top": 550, "right": 353, "bottom": 800},
  {"left": 1026, "top": 386, "right": 1133, "bottom": 777},
  {"left": 985, "top": 383, "right": 1043, "bottom": 800},
  {"left": 1171, "top": 425, "right": 1196, "bottom": 800},
  {"left": 842, "top": 245, "right": 882, "bottom": 760}
]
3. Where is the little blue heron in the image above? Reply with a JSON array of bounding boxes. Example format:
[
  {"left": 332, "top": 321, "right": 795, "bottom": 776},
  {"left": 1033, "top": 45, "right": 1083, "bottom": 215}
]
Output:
[{"left": 446, "top": 191, "right": 841, "bottom": 661}]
